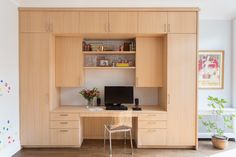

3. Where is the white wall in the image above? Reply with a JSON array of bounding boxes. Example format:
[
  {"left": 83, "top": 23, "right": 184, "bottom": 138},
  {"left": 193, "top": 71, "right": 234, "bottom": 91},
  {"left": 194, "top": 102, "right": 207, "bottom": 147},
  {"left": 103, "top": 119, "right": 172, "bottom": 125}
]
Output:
[
  {"left": 198, "top": 20, "right": 232, "bottom": 109},
  {"left": 0, "top": 0, "right": 20, "bottom": 157},
  {"left": 232, "top": 19, "right": 236, "bottom": 108}
]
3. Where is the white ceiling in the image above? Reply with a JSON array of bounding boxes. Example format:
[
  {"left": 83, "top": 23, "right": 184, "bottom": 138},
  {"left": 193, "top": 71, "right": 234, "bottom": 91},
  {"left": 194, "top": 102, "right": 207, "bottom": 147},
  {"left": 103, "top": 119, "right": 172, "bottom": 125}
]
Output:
[{"left": 14, "top": 0, "right": 236, "bottom": 20}]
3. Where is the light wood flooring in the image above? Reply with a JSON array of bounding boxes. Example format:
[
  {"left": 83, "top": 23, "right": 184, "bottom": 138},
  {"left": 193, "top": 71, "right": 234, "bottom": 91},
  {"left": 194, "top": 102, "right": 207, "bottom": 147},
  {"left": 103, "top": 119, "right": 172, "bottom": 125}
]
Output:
[{"left": 13, "top": 140, "right": 236, "bottom": 157}]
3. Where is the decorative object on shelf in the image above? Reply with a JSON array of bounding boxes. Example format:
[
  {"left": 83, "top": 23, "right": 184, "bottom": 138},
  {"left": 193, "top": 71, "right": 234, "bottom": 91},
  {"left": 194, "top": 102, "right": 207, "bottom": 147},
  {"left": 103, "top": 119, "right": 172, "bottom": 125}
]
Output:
[
  {"left": 198, "top": 50, "right": 224, "bottom": 89},
  {"left": 98, "top": 58, "right": 110, "bottom": 67},
  {"left": 199, "top": 96, "right": 236, "bottom": 149},
  {"left": 96, "top": 97, "right": 101, "bottom": 106},
  {"left": 79, "top": 88, "right": 100, "bottom": 108}
]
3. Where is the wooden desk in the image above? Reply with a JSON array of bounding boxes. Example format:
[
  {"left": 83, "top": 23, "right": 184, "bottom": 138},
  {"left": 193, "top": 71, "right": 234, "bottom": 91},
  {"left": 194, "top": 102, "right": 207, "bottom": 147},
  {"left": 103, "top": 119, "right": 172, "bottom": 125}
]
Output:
[{"left": 50, "top": 105, "right": 168, "bottom": 148}]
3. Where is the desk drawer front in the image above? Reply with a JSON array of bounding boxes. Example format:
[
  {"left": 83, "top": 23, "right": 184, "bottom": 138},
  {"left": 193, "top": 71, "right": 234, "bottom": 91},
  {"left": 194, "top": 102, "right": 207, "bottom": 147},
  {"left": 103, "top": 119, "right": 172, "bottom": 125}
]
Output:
[
  {"left": 138, "top": 129, "right": 166, "bottom": 146},
  {"left": 139, "top": 113, "right": 167, "bottom": 120},
  {"left": 138, "top": 120, "right": 167, "bottom": 129},
  {"left": 50, "top": 129, "right": 80, "bottom": 146},
  {"left": 50, "top": 121, "right": 80, "bottom": 129},
  {"left": 51, "top": 113, "right": 80, "bottom": 120}
]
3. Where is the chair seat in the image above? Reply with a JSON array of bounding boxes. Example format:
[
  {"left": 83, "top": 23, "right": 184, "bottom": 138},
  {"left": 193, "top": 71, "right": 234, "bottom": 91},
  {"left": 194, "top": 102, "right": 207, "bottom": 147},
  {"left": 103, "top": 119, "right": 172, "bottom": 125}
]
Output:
[{"left": 105, "top": 124, "right": 131, "bottom": 132}]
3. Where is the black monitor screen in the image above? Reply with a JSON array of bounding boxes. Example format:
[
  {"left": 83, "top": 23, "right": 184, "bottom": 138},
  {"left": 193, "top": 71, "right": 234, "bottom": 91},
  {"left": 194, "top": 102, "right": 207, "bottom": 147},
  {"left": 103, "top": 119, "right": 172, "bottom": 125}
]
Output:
[{"left": 105, "top": 86, "right": 134, "bottom": 105}]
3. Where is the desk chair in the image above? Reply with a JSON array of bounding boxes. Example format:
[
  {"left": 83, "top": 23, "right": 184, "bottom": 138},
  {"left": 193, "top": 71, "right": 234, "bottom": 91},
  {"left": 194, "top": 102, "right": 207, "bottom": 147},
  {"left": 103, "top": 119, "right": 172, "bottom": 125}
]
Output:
[{"left": 104, "top": 115, "right": 133, "bottom": 156}]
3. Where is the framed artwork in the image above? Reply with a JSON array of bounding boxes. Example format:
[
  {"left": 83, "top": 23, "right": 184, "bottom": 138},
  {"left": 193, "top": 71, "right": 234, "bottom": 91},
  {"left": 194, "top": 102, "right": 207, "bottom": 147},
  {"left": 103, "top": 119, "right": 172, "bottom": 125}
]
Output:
[{"left": 198, "top": 50, "right": 224, "bottom": 89}]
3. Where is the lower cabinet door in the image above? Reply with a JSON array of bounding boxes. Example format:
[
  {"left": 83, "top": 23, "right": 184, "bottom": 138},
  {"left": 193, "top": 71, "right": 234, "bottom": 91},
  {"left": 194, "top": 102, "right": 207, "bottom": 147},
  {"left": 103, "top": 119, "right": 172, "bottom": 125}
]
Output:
[
  {"left": 138, "top": 129, "right": 166, "bottom": 146},
  {"left": 50, "top": 129, "right": 81, "bottom": 146}
]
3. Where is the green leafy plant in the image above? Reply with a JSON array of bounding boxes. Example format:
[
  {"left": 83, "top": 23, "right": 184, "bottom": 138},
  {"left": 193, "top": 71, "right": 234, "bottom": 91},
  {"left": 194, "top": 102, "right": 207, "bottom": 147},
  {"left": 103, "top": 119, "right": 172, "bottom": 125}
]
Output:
[{"left": 199, "top": 96, "right": 236, "bottom": 137}]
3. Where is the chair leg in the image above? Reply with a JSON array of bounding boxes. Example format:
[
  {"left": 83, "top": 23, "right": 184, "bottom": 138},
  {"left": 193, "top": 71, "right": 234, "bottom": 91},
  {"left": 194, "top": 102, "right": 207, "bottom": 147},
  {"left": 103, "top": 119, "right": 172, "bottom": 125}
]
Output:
[
  {"left": 109, "top": 132, "right": 112, "bottom": 156},
  {"left": 129, "top": 130, "right": 133, "bottom": 155},
  {"left": 104, "top": 127, "right": 106, "bottom": 149},
  {"left": 124, "top": 131, "right": 126, "bottom": 144}
]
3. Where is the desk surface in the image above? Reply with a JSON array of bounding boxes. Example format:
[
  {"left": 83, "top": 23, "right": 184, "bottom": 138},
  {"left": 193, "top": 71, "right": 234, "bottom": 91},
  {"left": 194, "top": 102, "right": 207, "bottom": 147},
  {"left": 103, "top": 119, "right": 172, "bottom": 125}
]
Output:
[{"left": 51, "top": 105, "right": 167, "bottom": 117}]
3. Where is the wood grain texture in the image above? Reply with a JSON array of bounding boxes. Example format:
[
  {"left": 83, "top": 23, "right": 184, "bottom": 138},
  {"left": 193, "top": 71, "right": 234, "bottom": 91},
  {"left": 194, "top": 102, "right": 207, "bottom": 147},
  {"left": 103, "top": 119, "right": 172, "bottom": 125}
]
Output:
[
  {"left": 109, "top": 12, "right": 138, "bottom": 33},
  {"left": 136, "top": 37, "right": 163, "bottom": 87},
  {"left": 20, "top": 33, "right": 50, "bottom": 145},
  {"left": 167, "top": 34, "right": 197, "bottom": 146},
  {"left": 168, "top": 12, "right": 197, "bottom": 34},
  {"left": 138, "top": 129, "right": 167, "bottom": 146},
  {"left": 80, "top": 11, "right": 108, "bottom": 33},
  {"left": 20, "top": 11, "right": 50, "bottom": 32},
  {"left": 138, "top": 12, "right": 167, "bottom": 34},
  {"left": 49, "top": 11, "right": 80, "bottom": 33},
  {"left": 55, "top": 37, "right": 83, "bottom": 87}
]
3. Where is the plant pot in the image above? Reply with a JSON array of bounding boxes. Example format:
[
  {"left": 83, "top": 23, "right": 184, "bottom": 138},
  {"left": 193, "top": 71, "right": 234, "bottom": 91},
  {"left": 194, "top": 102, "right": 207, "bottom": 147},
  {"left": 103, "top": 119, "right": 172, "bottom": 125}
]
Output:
[{"left": 211, "top": 135, "right": 229, "bottom": 150}]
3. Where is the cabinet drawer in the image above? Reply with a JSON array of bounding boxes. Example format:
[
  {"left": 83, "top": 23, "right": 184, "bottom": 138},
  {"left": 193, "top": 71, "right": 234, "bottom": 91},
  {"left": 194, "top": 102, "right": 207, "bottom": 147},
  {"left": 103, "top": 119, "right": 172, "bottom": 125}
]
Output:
[
  {"left": 50, "top": 129, "right": 81, "bottom": 146},
  {"left": 138, "top": 129, "right": 166, "bottom": 146},
  {"left": 138, "top": 120, "right": 167, "bottom": 129},
  {"left": 50, "top": 113, "right": 80, "bottom": 120},
  {"left": 139, "top": 113, "right": 167, "bottom": 120},
  {"left": 50, "top": 121, "right": 80, "bottom": 129}
]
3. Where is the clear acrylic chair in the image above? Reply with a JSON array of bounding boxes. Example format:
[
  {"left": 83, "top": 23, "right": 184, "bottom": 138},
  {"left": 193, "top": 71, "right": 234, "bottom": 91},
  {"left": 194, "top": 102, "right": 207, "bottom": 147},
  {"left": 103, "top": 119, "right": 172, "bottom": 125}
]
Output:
[{"left": 104, "top": 113, "right": 133, "bottom": 156}]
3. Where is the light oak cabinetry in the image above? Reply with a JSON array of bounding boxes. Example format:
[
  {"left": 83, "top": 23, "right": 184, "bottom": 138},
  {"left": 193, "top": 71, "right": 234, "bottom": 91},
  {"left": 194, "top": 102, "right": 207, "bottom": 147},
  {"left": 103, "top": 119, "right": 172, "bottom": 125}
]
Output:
[
  {"left": 80, "top": 12, "right": 108, "bottom": 33},
  {"left": 55, "top": 37, "right": 83, "bottom": 87},
  {"left": 20, "top": 33, "right": 50, "bottom": 145},
  {"left": 136, "top": 37, "right": 163, "bottom": 87},
  {"left": 109, "top": 12, "right": 138, "bottom": 33},
  {"left": 167, "top": 34, "right": 197, "bottom": 146},
  {"left": 138, "top": 12, "right": 167, "bottom": 34},
  {"left": 168, "top": 12, "right": 197, "bottom": 33}
]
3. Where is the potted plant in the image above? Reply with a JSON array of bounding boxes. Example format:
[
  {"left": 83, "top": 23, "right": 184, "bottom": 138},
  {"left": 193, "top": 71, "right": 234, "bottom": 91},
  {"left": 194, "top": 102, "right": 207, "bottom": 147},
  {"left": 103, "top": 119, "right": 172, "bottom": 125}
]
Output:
[
  {"left": 80, "top": 88, "right": 100, "bottom": 108},
  {"left": 199, "top": 96, "right": 236, "bottom": 149}
]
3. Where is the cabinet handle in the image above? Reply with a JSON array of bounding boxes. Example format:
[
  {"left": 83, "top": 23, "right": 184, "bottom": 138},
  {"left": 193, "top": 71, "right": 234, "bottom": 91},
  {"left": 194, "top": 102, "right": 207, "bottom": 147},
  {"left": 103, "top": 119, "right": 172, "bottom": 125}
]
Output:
[
  {"left": 136, "top": 77, "right": 138, "bottom": 86},
  {"left": 164, "top": 24, "right": 167, "bottom": 32},
  {"left": 167, "top": 94, "right": 170, "bottom": 105},
  {"left": 60, "top": 130, "right": 69, "bottom": 132},
  {"left": 60, "top": 122, "right": 68, "bottom": 124},
  {"left": 147, "top": 114, "right": 156, "bottom": 117},
  {"left": 167, "top": 24, "right": 170, "bottom": 32},
  {"left": 109, "top": 24, "right": 111, "bottom": 32},
  {"left": 50, "top": 23, "right": 53, "bottom": 32},
  {"left": 147, "top": 129, "right": 156, "bottom": 132},
  {"left": 60, "top": 114, "right": 68, "bottom": 117},
  {"left": 104, "top": 24, "right": 107, "bottom": 32},
  {"left": 148, "top": 121, "right": 156, "bottom": 125}
]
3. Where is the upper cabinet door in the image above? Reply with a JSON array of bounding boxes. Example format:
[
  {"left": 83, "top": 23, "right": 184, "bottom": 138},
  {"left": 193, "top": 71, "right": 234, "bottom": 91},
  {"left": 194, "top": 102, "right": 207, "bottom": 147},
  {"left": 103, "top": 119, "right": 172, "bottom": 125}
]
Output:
[
  {"left": 55, "top": 37, "right": 83, "bottom": 87},
  {"left": 20, "top": 11, "right": 50, "bottom": 32},
  {"left": 109, "top": 12, "right": 138, "bottom": 33},
  {"left": 50, "top": 11, "right": 80, "bottom": 33},
  {"left": 168, "top": 12, "right": 197, "bottom": 34},
  {"left": 80, "top": 11, "right": 108, "bottom": 33},
  {"left": 138, "top": 12, "right": 167, "bottom": 34},
  {"left": 136, "top": 37, "right": 163, "bottom": 87}
]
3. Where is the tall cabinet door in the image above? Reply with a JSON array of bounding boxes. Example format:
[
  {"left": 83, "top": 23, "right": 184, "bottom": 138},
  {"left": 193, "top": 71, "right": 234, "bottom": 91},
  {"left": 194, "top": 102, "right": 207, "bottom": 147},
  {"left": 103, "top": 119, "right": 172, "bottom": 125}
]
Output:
[
  {"left": 20, "top": 33, "right": 50, "bottom": 145},
  {"left": 167, "top": 34, "right": 197, "bottom": 146}
]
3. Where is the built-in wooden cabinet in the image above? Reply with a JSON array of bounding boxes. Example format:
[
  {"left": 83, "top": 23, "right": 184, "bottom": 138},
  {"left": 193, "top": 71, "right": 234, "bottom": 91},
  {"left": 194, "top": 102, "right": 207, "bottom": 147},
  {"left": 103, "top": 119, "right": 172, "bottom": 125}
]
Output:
[
  {"left": 55, "top": 37, "right": 83, "bottom": 87},
  {"left": 20, "top": 33, "right": 50, "bottom": 145},
  {"left": 20, "top": 11, "right": 50, "bottom": 32},
  {"left": 168, "top": 12, "right": 197, "bottom": 34},
  {"left": 80, "top": 11, "right": 108, "bottom": 33},
  {"left": 138, "top": 12, "right": 167, "bottom": 34},
  {"left": 166, "top": 34, "right": 197, "bottom": 146},
  {"left": 49, "top": 11, "right": 80, "bottom": 33},
  {"left": 136, "top": 37, "right": 163, "bottom": 87},
  {"left": 109, "top": 12, "right": 138, "bottom": 33}
]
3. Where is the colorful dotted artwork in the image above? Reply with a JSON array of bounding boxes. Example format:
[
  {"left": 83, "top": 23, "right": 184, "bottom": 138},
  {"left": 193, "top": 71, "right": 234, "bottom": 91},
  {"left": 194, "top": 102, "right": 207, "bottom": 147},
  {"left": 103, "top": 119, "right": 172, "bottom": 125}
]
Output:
[
  {"left": 0, "top": 80, "right": 11, "bottom": 96},
  {"left": 0, "top": 120, "right": 17, "bottom": 151}
]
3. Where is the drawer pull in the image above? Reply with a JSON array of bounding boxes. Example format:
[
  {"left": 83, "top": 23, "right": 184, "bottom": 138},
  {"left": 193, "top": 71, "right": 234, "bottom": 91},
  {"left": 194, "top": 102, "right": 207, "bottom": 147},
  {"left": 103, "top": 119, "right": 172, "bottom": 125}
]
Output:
[
  {"left": 60, "top": 122, "right": 68, "bottom": 124},
  {"left": 147, "top": 114, "right": 156, "bottom": 117},
  {"left": 147, "top": 129, "right": 156, "bottom": 132},
  {"left": 60, "top": 130, "right": 69, "bottom": 132},
  {"left": 60, "top": 114, "right": 68, "bottom": 117},
  {"left": 148, "top": 121, "right": 157, "bottom": 125}
]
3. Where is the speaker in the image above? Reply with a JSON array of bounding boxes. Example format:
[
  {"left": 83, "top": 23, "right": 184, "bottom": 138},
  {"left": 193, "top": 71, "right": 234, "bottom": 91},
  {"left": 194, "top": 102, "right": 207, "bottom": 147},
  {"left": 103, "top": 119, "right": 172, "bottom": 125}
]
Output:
[
  {"left": 135, "top": 98, "right": 139, "bottom": 106},
  {"left": 97, "top": 97, "right": 101, "bottom": 106}
]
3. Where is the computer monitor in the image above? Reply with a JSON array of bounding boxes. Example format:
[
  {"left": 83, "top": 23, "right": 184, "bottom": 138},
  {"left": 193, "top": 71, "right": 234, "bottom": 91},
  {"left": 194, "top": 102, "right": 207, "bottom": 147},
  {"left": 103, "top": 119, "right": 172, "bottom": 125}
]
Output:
[{"left": 104, "top": 86, "right": 134, "bottom": 106}]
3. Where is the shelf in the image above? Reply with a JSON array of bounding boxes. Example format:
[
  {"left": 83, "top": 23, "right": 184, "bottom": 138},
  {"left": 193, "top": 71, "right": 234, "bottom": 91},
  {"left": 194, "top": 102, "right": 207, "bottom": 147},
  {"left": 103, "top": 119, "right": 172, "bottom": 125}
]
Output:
[
  {"left": 83, "top": 51, "right": 136, "bottom": 55},
  {"left": 84, "top": 67, "right": 136, "bottom": 69}
]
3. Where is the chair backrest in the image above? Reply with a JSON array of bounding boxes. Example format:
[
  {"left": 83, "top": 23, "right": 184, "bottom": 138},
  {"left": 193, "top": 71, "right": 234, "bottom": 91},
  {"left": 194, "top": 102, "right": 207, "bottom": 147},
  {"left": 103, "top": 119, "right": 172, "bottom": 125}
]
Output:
[{"left": 109, "top": 112, "right": 132, "bottom": 129}]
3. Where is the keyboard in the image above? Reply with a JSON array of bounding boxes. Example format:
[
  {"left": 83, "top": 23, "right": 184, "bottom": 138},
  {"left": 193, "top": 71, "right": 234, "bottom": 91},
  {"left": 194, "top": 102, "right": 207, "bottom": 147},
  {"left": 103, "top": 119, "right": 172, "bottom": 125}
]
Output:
[{"left": 105, "top": 105, "right": 128, "bottom": 110}]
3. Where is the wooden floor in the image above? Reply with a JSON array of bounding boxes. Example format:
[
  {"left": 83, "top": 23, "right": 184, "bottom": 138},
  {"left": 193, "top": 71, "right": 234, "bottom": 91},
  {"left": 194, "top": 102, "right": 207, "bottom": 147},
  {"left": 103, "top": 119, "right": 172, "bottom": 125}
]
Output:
[{"left": 13, "top": 140, "right": 236, "bottom": 157}]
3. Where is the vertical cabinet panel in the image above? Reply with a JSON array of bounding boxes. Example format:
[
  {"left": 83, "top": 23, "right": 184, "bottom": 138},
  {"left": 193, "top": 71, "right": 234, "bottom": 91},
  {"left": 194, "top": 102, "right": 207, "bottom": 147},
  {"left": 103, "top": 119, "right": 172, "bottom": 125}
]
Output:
[
  {"left": 136, "top": 37, "right": 163, "bottom": 87},
  {"left": 55, "top": 37, "right": 83, "bottom": 87},
  {"left": 20, "top": 11, "right": 50, "bottom": 32},
  {"left": 167, "top": 34, "right": 197, "bottom": 145},
  {"left": 138, "top": 12, "right": 167, "bottom": 34},
  {"left": 168, "top": 12, "right": 197, "bottom": 34},
  {"left": 50, "top": 11, "right": 80, "bottom": 33},
  {"left": 109, "top": 12, "right": 138, "bottom": 33},
  {"left": 20, "top": 33, "right": 50, "bottom": 145},
  {"left": 80, "top": 12, "right": 108, "bottom": 33}
]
